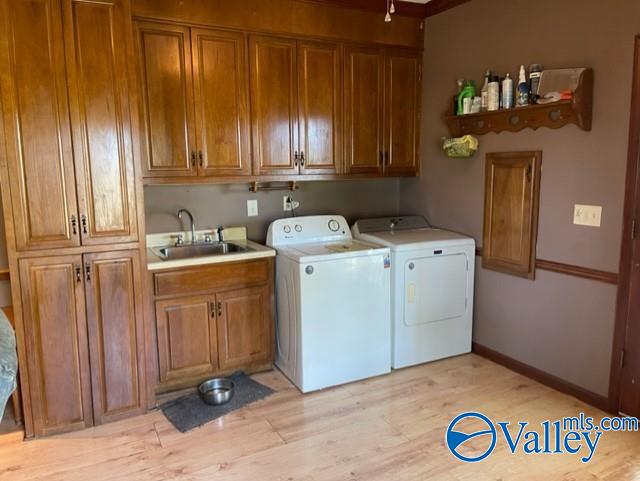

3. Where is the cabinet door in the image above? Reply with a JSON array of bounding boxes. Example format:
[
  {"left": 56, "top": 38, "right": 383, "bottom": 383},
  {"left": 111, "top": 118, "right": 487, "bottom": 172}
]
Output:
[
  {"left": 216, "top": 286, "right": 271, "bottom": 371},
  {"left": 297, "top": 41, "right": 341, "bottom": 175},
  {"left": 0, "top": 0, "right": 80, "bottom": 251},
  {"left": 84, "top": 250, "right": 144, "bottom": 425},
  {"left": 19, "top": 256, "right": 92, "bottom": 436},
  {"left": 192, "top": 28, "right": 251, "bottom": 176},
  {"left": 384, "top": 50, "right": 421, "bottom": 176},
  {"left": 250, "top": 36, "right": 299, "bottom": 176},
  {"left": 344, "top": 46, "right": 384, "bottom": 175},
  {"left": 64, "top": 0, "right": 139, "bottom": 245},
  {"left": 155, "top": 295, "right": 218, "bottom": 383},
  {"left": 135, "top": 22, "right": 196, "bottom": 177}
]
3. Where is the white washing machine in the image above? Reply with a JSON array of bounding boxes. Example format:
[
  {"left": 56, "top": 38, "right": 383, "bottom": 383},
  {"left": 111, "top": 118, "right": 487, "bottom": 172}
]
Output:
[
  {"left": 352, "top": 216, "right": 475, "bottom": 369},
  {"left": 267, "top": 215, "right": 392, "bottom": 393}
]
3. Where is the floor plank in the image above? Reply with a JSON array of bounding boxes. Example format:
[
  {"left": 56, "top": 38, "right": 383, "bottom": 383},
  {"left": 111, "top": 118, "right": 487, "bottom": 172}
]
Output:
[{"left": 0, "top": 354, "right": 639, "bottom": 480}]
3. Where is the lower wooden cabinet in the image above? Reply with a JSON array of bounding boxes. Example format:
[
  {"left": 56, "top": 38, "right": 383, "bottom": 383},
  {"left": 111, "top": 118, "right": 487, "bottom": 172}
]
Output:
[
  {"left": 155, "top": 295, "right": 219, "bottom": 383},
  {"left": 152, "top": 259, "right": 274, "bottom": 393},
  {"left": 19, "top": 249, "right": 145, "bottom": 436}
]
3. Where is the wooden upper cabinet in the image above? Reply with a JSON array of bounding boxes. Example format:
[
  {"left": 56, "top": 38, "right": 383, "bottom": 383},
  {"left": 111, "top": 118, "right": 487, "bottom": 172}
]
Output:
[
  {"left": 0, "top": 0, "right": 80, "bottom": 251},
  {"left": 250, "top": 36, "right": 299, "bottom": 176},
  {"left": 297, "top": 41, "right": 341, "bottom": 174},
  {"left": 155, "top": 295, "right": 218, "bottom": 384},
  {"left": 344, "top": 46, "right": 384, "bottom": 175},
  {"left": 384, "top": 50, "right": 421, "bottom": 176},
  {"left": 19, "top": 255, "right": 93, "bottom": 436},
  {"left": 64, "top": 0, "right": 138, "bottom": 245},
  {"left": 483, "top": 151, "right": 542, "bottom": 279},
  {"left": 84, "top": 250, "right": 144, "bottom": 425},
  {"left": 135, "top": 22, "right": 196, "bottom": 177},
  {"left": 216, "top": 286, "right": 271, "bottom": 370},
  {"left": 192, "top": 28, "right": 251, "bottom": 176}
]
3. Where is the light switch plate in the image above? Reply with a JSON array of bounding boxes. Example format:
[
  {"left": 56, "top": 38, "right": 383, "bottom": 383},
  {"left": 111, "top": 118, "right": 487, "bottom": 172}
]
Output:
[
  {"left": 574, "top": 204, "right": 602, "bottom": 227},
  {"left": 247, "top": 199, "right": 258, "bottom": 217}
]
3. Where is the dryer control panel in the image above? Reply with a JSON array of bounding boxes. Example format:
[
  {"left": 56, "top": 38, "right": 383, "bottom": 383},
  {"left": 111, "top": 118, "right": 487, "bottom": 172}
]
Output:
[{"left": 267, "top": 215, "right": 350, "bottom": 247}]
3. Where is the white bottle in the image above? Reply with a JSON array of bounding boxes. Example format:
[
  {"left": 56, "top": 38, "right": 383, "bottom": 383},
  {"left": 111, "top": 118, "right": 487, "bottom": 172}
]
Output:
[
  {"left": 487, "top": 75, "right": 500, "bottom": 111},
  {"left": 480, "top": 70, "right": 491, "bottom": 111},
  {"left": 502, "top": 73, "right": 514, "bottom": 109}
]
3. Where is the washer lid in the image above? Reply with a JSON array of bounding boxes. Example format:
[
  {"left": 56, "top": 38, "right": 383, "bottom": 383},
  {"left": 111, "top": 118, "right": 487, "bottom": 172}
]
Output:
[
  {"left": 275, "top": 240, "right": 390, "bottom": 263},
  {"left": 356, "top": 228, "right": 475, "bottom": 251}
]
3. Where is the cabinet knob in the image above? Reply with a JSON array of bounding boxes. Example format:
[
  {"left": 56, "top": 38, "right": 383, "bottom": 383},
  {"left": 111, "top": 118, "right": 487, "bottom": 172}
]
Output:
[
  {"left": 210, "top": 302, "right": 216, "bottom": 318},
  {"left": 217, "top": 301, "right": 222, "bottom": 318},
  {"left": 70, "top": 215, "right": 78, "bottom": 235},
  {"left": 85, "top": 263, "right": 91, "bottom": 282},
  {"left": 80, "top": 215, "right": 88, "bottom": 235},
  {"left": 75, "top": 265, "right": 82, "bottom": 284}
]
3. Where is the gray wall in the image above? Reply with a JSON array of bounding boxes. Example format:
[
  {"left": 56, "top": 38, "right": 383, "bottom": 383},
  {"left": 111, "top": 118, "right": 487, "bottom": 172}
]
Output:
[
  {"left": 401, "top": 0, "right": 640, "bottom": 396},
  {"left": 145, "top": 179, "right": 401, "bottom": 241}
]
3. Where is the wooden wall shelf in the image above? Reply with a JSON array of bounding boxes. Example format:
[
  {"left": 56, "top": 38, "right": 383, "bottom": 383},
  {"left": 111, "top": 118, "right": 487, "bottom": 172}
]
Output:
[{"left": 446, "top": 68, "right": 593, "bottom": 137}]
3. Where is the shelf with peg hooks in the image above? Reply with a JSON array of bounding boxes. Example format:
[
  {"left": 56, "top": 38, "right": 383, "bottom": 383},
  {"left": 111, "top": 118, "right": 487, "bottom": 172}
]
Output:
[{"left": 249, "top": 181, "right": 299, "bottom": 193}]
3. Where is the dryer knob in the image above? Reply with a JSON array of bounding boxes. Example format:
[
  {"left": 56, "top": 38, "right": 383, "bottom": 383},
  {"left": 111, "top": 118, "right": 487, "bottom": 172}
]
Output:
[
  {"left": 328, "top": 219, "right": 340, "bottom": 232},
  {"left": 408, "top": 262, "right": 415, "bottom": 270},
  {"left": 305, "top": 266, "right": 314, "bottom": 275}
]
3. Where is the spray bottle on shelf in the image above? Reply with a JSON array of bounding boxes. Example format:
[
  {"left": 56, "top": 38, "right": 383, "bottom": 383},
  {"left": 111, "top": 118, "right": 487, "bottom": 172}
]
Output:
[
  {"left": 517, "top": 65, "right": 529, "bottom": 107},
  {"left": 502, "top": 73, "right": 514, "bottom": 109}
]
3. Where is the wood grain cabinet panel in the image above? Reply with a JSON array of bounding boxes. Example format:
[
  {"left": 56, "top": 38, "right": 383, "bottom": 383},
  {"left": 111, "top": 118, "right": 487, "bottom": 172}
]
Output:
[
  {"left": 19, "top": 256, "right": 93, "bottom": 436},
  {"left": 84, "top": 250, "right": 144, "bottom": 425},
  {"left": 135, "top": 22, "right": 196, "bottom": 177},
  {"left": 64, "top": 0, "right": 139, "bottom": 244},
  {"left": 0, "top": 0, "right": 80, "bottom": 251},
  {"left": 297, "top": 41, "right": 341, "bottom": 174},
  {"left": 483, "top": 151, "right": 542, "bottom": 279},
  {"left": 344, "top": 46, "right": 384, "bottom": 174},
  {"left": 192, "top": 28, "right": 251, "bottom": 176},
  {"left": 155, "top": 295, "right": 218, "bottom": 383},
  {"left": 384, "top": 50, "right": 420, "bottom": 176},
  {"left": 250, "top": 36, "right": 299, "bottom": 175}
]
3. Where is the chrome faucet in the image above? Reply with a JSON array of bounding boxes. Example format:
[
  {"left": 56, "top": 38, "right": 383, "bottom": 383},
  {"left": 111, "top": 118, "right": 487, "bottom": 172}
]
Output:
[{"left": 177, "top": 208, "right": 196, "bottom": 244}]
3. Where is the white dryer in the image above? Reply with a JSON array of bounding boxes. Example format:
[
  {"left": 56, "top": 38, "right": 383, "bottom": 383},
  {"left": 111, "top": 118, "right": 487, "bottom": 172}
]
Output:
[
  {"left": 352, "top": 216, "right": 475, "bottom": 369},
  {"left": 267, "top": 215, "right": 391, "bottom": 393}
]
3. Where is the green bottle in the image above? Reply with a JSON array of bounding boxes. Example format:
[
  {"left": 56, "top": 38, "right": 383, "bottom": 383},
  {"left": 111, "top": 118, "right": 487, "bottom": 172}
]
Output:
[{"left": 457, "top": 80, "right": 476, "bottom": 115}]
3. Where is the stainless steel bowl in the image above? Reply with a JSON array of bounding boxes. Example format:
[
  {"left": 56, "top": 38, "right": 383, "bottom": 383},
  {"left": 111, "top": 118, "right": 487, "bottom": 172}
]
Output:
[{"left": 198, "top": 378, "right": 235, "bottom": 406}]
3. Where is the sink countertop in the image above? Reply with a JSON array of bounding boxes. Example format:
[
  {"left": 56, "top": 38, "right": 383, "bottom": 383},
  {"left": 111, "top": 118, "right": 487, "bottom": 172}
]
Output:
[{"left": 146, "top": 229, "right": 275, "bottom": 271}]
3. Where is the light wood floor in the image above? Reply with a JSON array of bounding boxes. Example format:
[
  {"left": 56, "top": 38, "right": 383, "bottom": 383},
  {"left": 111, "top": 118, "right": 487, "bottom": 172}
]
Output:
[{"left": 0, "top": 354, "right": 639, "bottom": 480}]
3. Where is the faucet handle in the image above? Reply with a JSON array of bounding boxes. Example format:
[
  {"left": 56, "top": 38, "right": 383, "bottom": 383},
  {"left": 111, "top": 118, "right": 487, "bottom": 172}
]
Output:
[
  {"left": 217, "top": 226, "right": 225, "bottom": 241},
  {"left": 174, "top": 234, "right": 184, "bottom": 246},
  {"left": 203, "top": 233, "right": 214, "bottom": 244}
]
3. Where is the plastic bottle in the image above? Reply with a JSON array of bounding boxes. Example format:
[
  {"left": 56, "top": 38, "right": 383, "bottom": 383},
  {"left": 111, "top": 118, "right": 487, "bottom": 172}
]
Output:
[
  {"left": 502, "top": 73, "right": 514, "bottom": 109},
  {"left": 457, "top": 80, "right": 476, "bottom": 115},
  {"left": 516, "top": 65, "right": 529, "bottom": 107},
  {"left": 453, "top": 78, "right": 464, "bottom": 115},
  {"left": 529, "top": 64, "right": 543, "bottom": 103},
  {"left": 487, "top": 75, "right": 500, "bottom": 111},
  {"left": 480, "top": 70, "right": 491, "bottom": 111}
]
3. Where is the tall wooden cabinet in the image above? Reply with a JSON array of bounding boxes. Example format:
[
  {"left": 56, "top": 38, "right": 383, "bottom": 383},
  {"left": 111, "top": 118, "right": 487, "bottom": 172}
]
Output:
[{"left": 0, "top": 0, "right": 147, "bottom": 438}]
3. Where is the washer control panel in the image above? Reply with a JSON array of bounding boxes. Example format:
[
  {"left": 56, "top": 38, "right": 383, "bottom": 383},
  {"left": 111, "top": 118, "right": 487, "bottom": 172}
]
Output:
[{"left": 267, "top": 215, "right": 350, "bottom": 247}]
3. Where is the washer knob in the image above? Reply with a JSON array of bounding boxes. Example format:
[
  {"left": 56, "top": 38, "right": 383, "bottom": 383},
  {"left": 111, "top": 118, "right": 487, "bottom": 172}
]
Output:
[
  {"left": 408, "top": 262, "right": 415, "bottom": 270},
  {"left": 328, "top": 219, "right": 340, "bottom": 232},
  {"left": 305, "top": 266, "right": 314, "bottom": 275},
  {"left": 283, "top": 225, "right": 291, "bottom": 234},
  {"left": 295, "top": 224, "right": 302, "bottom": 232}
]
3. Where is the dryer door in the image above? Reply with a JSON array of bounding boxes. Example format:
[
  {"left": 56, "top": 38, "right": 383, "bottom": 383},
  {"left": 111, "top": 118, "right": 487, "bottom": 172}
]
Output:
[{"left": 404, "top": 253, "right": 468, "bottom": 326}]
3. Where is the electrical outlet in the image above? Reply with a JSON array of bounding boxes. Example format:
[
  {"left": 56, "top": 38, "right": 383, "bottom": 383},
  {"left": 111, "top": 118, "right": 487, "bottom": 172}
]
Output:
[
  {"left": 247, "top": 199, "right": 258, "bottom": 217},
  {"left": 283, "top": 195, "right": 300, "bottom": 212},
  {"left": 573, "top": 204, "right": 602, "bottom": 227}
]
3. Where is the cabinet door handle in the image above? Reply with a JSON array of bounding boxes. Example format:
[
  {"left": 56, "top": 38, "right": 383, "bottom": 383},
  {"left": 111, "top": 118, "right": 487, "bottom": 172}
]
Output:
[
  {"left": 85, "top": 263, "right": 91, "bottom": 282},
  {"left": 191, "top": 151, "right": 196, "bottom": 167},
  {"left": 294, "top": 151, "right": 299, "bottom": 167},
  {"left": 80, "top": 215, "right": 88, "bottom": 235},
  {"left": 70, "top": 215, "right": 78, "bottom": 235},
  {"left": 75, "top": 265, "right": 82, "bottom": 284},
  {"left": 198, "top": 151, "right": 204, "bottom": 167},
  {"left": 217, "top": 301, "right": 222, "bottom": 318},
  {"left": 300, "top": 151, "right": 305, "bottom": 166},
  {"left": 209, "top": 301, "right": 216, "bottom": 319}
]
